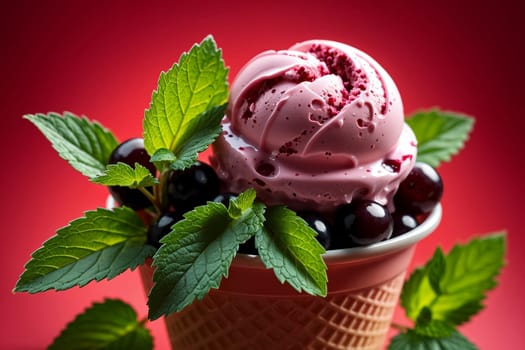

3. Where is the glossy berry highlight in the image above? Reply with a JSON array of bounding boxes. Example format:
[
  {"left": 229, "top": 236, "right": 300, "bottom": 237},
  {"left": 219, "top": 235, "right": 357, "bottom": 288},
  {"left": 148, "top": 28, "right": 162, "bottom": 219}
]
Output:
[
  {"left": 334, "top": 200, "right": 393, "bottom": 246},
  {"left": 392, "top": 212, "right": 418, "bottom": 238},
  {"left": 394, "top": 162, "right": 443, "bottom": 215}
]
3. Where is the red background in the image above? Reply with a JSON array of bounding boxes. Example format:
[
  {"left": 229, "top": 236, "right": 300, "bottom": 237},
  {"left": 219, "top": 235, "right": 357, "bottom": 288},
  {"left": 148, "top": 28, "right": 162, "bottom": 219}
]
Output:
[{"left": 2, "top": 1, "right": 523, "bottom": 349}]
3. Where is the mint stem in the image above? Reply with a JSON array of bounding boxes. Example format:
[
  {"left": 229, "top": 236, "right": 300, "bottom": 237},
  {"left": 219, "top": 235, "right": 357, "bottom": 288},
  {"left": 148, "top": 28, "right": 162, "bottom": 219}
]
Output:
[
  {"left": 139, "top": 316, "right": 149, "bottom": 327},
  {"left": 157, "top": 169, "right": 171, "bottom": 212},
  {"left": 138, "top": 187, "right": 160, "bottom": 215},
  {"left": 390, "top": 322, "right": 409, "bottom": 333}
]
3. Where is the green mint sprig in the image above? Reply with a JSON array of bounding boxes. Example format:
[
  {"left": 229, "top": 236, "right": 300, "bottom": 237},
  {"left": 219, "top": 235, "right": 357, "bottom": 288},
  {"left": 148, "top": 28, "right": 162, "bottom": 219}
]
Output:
[
  {"left": 148, "top": 188, "right": 328, "bottom": 320},
  {"left": 389, "top": 232, "right": 506, "bottom": 349},
  {"left": 143, "top": 35, "right": 228, "bottom": 171},
  {"left": 14, "top": 207, "right": 155, "bottom": 293},
  {"left": 15, "top": 36, "right": 230, "bottom": 295},
  {"left": 406, "top": 110, "right": 474, "bottom": 167},
  {"left": 48, "top": 299, "right": 153, "bottom": 350},
  {"left": 148, "top": 189, "right": 265, "bottom": 319}
]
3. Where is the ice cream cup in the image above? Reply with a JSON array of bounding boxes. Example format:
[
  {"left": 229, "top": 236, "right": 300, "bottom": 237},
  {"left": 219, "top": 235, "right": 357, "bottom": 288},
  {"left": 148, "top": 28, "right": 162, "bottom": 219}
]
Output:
[{"left": 136, "top": 201, "right": 442, "bottom": 350}]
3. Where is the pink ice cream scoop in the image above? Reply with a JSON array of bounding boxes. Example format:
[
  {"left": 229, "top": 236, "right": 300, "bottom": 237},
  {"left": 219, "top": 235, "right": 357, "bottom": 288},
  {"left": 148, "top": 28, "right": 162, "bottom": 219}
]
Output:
[{"left": 212, "top": 40, "right": 417, "bottom": 212}]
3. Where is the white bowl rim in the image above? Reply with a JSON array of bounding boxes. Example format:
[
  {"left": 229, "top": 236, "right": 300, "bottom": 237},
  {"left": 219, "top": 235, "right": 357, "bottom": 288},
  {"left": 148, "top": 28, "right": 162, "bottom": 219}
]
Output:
[{"left": 324, "top": 203, "right": 441, "bottom": 261}]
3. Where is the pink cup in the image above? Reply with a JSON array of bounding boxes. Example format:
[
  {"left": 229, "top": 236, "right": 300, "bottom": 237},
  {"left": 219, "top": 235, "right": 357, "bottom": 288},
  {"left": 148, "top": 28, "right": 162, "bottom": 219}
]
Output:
[{"left": 138, "top": 204, "right": 441, "bottom": 350}]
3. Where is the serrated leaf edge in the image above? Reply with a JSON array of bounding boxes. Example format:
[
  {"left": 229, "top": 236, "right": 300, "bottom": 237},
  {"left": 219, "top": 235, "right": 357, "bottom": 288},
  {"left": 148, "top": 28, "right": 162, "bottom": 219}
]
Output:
[{"left": 14, "top": 207, "right": 153, "bottom": 293}]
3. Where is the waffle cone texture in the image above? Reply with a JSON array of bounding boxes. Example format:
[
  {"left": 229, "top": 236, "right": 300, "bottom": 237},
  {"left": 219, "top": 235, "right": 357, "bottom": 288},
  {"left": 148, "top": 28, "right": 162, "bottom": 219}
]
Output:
[{"left": 140, "top": 244, "right": 415, "bottom": 350}]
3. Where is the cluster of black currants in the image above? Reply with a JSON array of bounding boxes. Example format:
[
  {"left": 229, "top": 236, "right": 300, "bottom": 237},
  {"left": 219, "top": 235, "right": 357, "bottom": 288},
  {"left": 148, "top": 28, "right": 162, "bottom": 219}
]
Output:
[
  {"left": 254, "top": 161, "right": 442, "bottom": 252},
  {"left": 107, "top": 138, "right": 221, "bottom": 248},
  {"left": 220, "top": 158, "right": 444, "bottom": 253},
  {"left": 330, "top": 161, "right": 443, "bottom": 249},
  {"left": 108, "top": 138, "right": 443, "bottom": 252}
]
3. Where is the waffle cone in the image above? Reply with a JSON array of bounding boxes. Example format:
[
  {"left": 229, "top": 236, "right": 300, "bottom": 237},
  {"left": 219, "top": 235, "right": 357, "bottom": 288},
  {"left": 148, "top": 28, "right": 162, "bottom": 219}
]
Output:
[
  {"left": 138, "top": 206, "right": 441, "bottom": 350},
  {"left": 140, "top": 246, "right": 411, "bottom": 350}
]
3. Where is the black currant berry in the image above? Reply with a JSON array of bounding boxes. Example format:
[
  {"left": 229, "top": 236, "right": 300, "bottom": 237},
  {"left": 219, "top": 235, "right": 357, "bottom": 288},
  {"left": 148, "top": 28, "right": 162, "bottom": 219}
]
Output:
[
  {"left": 238, "top": 236, "right": 258, "bottom": 255},
  {"left": 108, "top": 138, "right": 156, "bottom": 210},
  {"left": 166, "top": 161, "right": 220, "bottom": 212},
  {"left": 334, "top": 200, "right": 393, "bottom": 246},
  {"left": 297, "top": 211, "right": 332, "bottom": 249},
  {"left": 392, "top": 212, "right": 418, "bottom": 238},
  {"left": 394, "top": 162, "right": 443, "bottom": 215},
  {"left": 147, "top": 211, "right": 182, "bottom": 248}
]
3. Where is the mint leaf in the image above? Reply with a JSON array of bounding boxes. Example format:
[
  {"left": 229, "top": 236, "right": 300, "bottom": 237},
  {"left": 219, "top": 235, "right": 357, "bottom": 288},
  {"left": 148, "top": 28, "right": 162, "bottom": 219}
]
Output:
[
  {"left": 169, "top": 103, "right": 227, "bottom": 170},
  {"left": 14, "top": 207, "right": 155, "bottom": 293},
  {"left": 143, "top": 35, "right": 228, "bottom": 170},
  {"left": 148, "top": 191, "right": 265, "bottom": 319},
  {"left": 431, "top": 233, "right": 506, "bottom": 325},
  {"left": 49, "top": 299, "right": 152, "bottom": 350},
  {"left": 401, "top": 267, "right": 436, "bottom": 322},
  {"left": 150, "top": 148, "right": 177, "bottom": 171},
  {"left": 406, "top": 110, "right": 474, "bottom": 167},
  {"left": 414, "top": 318, "right": 455, "bottom": 338},
  {"left": 427, "top": 247, "right": 445, "bottom": 294},
  {"left": 256, "top": 206, "right": 327, "bottom": 296},
  {"left": 90, "top": 162, "right": 158, "bottom": 188},
  {"left": 401, "top": 232, "right": 506, "bottom": 326},
  {"left": 25, "top": 112, "right": 118, "bottom": 178},
  {"left": 149, "top": 104, "right": 226, "bottom": 171},
  {"left": 228, "top": 188, "right": 255, "bottom": 218},
  {"left": 389, "top": 329, "right": 477, "bottom": 350}
]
